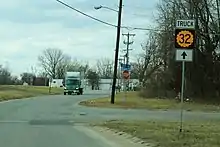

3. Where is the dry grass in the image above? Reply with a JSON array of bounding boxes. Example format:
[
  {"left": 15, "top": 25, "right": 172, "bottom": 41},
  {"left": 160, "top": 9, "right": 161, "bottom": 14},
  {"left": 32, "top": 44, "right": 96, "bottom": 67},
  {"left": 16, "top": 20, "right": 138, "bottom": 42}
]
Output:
[
  {"left": 101, "top": 120, "right": 220, "bottom": 147},
  {"left": 79, "top": 91, "right": 220, "bottom": 112},
  {"left": 0, "top": 85, "right": 63, "bottom": 101}
]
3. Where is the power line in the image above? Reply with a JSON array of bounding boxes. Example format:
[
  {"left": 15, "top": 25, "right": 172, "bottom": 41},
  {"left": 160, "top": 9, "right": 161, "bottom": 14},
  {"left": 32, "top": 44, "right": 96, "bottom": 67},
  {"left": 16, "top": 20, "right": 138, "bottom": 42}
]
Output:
[
  {"left": 132, "top": 13, "right": 151, "bottom": 17},
  {"left": 56, "top": 0, "right": 117, "bottom": 28},
  {"left": 115, "top": 3, "right": 155, "bottom": 10},
  {"left": 55, "top": 0, "right": 162, "bottom": 31},
  {"left": 55, "top": 0, "right": 220, "bottom": 35}
]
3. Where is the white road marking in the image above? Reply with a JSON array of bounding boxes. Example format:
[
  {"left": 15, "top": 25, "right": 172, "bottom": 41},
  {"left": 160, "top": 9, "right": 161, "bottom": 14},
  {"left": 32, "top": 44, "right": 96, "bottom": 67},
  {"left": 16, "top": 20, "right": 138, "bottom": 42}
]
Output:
[{"left": 0, "top": 120, "right": 29, "bottom": 123}]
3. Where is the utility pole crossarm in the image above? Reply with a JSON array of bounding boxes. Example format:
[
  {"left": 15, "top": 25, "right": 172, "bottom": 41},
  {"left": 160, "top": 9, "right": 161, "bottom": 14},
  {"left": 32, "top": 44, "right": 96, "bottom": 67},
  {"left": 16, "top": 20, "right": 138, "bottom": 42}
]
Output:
[
  {"left": 123, "top": 41, "right": 134, "bottom": 45},
  {"left": 122, "top": 32, "right": 136, "bottom": 65},
  {"left": 122, "top": 49, "right": 133, "bottom": 51},
  {"left": 122, "top": 33, "right": 136, "bottom": 36}
]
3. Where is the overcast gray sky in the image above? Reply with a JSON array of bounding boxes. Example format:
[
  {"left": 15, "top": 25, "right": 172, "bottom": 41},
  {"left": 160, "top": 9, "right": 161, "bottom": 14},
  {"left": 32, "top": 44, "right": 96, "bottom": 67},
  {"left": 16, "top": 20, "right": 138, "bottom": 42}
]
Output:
[{"left": 0, "top": 0, "right": 159, "bottom": 76}]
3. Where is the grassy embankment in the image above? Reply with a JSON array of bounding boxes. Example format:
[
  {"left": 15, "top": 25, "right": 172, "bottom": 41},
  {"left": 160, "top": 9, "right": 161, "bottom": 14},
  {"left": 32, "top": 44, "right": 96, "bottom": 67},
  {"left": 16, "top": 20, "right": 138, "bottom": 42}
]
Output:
[
  {"left": 100, "top": 120, "right": 220, "bottom": 147},
  {"left": 80, "top": 91, "right": 220, "bottom": 112},
  {"left": 83, "top": 91, "right": 220, "bottom": 146},
  {"left": 0, "top": 85, "right": 63, "bottom": 101}
]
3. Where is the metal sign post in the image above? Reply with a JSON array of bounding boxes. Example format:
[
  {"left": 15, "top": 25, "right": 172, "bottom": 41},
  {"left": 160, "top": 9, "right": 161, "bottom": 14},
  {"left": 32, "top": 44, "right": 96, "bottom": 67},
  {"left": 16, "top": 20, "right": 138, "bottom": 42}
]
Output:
[
  {"left": 122, "top": 70, "right": 130, "bottom": 102},
  {"left": 49, "top": 77, "right": 52, "bottom": 94},
  {"left": 175, "top": 19, "right": 195, "bottom": 132},
  {"left": 123, "top": 79, "right": 127, "bottom": 102},
  {"left": 120, "top": 63, "right": 131, "bottom": 102},
  {"left": 180, "top": 61, "right": 185, "bottom": 132}
]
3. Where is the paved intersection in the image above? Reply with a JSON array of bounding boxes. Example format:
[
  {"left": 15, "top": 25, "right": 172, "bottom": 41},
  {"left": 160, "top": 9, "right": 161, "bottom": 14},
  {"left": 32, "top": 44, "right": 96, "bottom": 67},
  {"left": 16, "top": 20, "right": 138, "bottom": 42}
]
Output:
[{"left": 0, "top": 90, "right": 219, "bottom": 147}]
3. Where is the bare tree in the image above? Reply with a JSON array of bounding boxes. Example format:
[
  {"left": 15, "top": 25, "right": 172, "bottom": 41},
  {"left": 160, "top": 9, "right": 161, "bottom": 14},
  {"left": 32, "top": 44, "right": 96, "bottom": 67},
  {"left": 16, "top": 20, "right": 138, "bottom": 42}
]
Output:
[
  {"left": 20, "top": 72, "right": 35, "bottom": 85},
  {"left": 87, "top": 69, "right": 100, "bottom": 90},
  {"left": 66, "top": 59, "right": 86, "bottom": 72},
  {"left": 0, "top": 65, "right": 12, "bottom": 85},
  {"left": 56, "top": 58, "right": 90, "bottom": 79},
  {"left": 133, "top": 31, "right": 163, "bottom": 86},
  {"left": 56, "top": 55, "right": 71, "bottom": 79},
  {"left": 96, "top": 58, "right": 114, "bottom": 79},
  {"left": 143, "top": 0, "right": 220, "bottom": 99},
  {"left": 38, "top": 48, "right": 65, "bottom": 79},
  {"left": 30, "top": 66, "right": 37, "bottom": 75},
  {"left": 38, "top": 71, "right": 48, "bottom": 78}
]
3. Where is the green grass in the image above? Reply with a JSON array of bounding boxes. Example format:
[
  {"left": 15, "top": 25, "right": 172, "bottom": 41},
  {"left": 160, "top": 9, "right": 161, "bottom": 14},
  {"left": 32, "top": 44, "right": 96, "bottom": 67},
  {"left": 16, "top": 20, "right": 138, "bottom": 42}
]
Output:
[
  {"left": 0, "top": 85, "right": 63, "bottom": 101},
  {"left": 79, "top": 92, "right": 220, "bottom": 112},
  {"left": 101, "top": 120, "right": 220, "bottom": 147}
]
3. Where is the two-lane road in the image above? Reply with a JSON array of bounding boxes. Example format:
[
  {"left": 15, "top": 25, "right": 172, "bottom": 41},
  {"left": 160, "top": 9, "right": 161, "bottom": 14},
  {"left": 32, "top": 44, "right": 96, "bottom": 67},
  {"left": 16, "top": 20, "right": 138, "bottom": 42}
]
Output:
[
  {"left": 0, "top": 90, "right": 219, "bottom": 147},
  {"left": 0, "top": 91, "right": 117, "bottom": 147}
]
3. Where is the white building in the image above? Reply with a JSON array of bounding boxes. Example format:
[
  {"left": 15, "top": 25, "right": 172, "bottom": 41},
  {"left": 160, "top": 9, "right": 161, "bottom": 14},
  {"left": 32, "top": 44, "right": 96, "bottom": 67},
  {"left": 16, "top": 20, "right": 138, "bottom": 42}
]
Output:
[
  {"left": 99, "top": 79, "right": 113, "bottom": 90},
  {"left": 49, "top": 78, "right": 139, "bottom": 90},
  {"left": 50, "top": 79, "right": 63, "bottom": 88},
  {"left": 98, "top": 79, "right": 139, "bottom": 91}
]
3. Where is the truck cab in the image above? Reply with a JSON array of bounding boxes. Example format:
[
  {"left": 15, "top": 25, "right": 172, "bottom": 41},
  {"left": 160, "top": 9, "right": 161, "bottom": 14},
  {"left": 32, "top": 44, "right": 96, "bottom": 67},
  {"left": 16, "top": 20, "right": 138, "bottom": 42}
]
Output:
[{"left": 63, "top": 72, "right": 84, "bottom": 95}]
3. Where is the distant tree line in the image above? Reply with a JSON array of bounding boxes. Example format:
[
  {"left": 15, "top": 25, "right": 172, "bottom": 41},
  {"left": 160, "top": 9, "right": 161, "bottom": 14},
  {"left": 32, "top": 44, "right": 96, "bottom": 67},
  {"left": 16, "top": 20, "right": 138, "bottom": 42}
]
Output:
[
  {"left": 0, "top": 65, "right": 21, "bottom": 85},
  {"left": 37, "top": 48, "right": 140, "bottom": 89},
  {"left": 0, "top": 48, "right": 140, "bottom": 90}
]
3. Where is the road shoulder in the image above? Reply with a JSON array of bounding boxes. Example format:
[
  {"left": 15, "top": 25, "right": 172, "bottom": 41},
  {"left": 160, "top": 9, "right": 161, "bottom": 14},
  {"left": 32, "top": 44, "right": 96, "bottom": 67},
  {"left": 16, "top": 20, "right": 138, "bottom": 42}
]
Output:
[{"left": 74, "top": 125, "right": 151, "bottom": 147}]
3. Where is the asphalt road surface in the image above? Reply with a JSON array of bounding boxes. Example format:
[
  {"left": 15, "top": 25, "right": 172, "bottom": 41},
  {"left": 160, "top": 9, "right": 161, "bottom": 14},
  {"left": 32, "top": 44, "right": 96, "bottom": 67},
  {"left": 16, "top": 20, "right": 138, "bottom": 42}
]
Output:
[{"left": 0, "top": 90, "right": 219, "bottom": 147}]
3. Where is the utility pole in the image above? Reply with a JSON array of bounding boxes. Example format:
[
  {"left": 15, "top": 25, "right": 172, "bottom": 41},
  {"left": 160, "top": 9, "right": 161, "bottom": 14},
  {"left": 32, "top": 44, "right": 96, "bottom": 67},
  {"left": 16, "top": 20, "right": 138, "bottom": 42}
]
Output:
[
  {"left": 120, "top": 54, "right": 126, "bottom": 64},
  {"left": 111, "top": 0, "right": 123, "bottom": 104},
  {"left": 122, "top": 32, "right": 135, "bottom": 92},
  {"left": 118, "top": 58, "right": 123, "bottom": 86},
  {"left": 120, "top": 54, "right": 126, "bottom": 94},
  {"left": 115, "top": 58, "right": 123, "bottom": 93},
  {"left": 122, "top": 32, "right": 135, "bottom": 65},
  {"left": 217, "top": 0, "right": 220, "bottom": 50}
]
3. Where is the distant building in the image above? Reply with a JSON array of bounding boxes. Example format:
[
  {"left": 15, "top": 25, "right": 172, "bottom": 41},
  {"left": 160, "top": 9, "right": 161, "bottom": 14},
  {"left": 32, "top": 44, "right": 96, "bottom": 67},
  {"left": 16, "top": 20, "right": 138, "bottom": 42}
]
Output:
[
  {"left": 49, "top": 79, "right": 64, "bottom": 88},
  {"left": 99, "top": 79, "right": 113, "bottom": 90},
  {"left": 33, "top": 77, "right": 49, "bottom": 86},
  {"left": 23, "top": 82, "right": 28, "bottom": 86},
  {"left": 98, "top": 79, "right": 139, "bottom": 91},
  {"left": 47, "top": 78, "right": 139, "bottom": 90}
]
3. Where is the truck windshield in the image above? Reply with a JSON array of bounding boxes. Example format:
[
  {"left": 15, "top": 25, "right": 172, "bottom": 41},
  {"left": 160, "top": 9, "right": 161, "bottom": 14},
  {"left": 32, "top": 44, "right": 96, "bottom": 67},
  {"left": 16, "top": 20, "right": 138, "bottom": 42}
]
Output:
[{"left": 65, "top": 79, "right": 79, "bottom": 85}]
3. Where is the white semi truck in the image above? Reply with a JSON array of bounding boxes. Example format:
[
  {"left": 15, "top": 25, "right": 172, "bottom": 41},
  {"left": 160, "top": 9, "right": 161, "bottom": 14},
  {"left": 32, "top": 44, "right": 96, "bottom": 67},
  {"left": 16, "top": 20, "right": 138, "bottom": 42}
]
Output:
[{"left": 63, "top": 72, "right": 84, "bottom": 95}]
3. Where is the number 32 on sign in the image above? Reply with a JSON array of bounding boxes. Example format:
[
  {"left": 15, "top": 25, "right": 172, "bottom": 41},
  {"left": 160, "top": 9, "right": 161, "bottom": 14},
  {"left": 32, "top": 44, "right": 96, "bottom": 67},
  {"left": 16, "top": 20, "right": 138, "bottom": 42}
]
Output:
[{"left": 175, "top": 29, "right": 195, "bottom": 49}]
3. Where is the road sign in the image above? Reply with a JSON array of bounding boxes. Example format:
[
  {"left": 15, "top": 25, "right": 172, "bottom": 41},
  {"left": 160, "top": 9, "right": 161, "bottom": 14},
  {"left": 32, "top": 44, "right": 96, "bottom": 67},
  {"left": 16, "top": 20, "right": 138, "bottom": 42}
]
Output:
[
  {"left": 121, "top": 64, "right": 131, "bottom": 71},
  {"left": 175, "top": 29, "right": 195, "bottom": 49},
  {"left": 122, "top": 70, "right": 130, "bottom": 79},
  {"left": 176, "top": 19, "right": 195, "bottom": 29},
  {"left": 175, "top": 19, "right": 195, "bottom": 133},
  {"left": 176, "top": 49, "right": 193, "bottom": 62}
]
